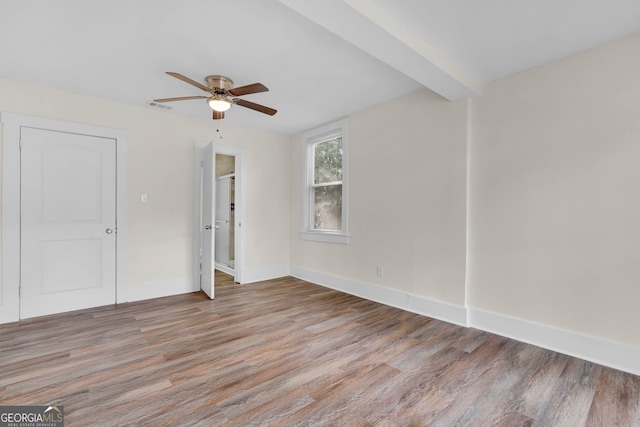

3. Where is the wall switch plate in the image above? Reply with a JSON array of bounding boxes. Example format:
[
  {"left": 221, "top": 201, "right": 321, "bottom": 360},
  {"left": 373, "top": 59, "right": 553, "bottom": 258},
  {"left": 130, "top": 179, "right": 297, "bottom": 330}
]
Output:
[
  {"left": 140, "top": 193, "right": 148, "bottom": 204},
  {"left": 376, "top": 266, "right": 384, "bottom": 277}
]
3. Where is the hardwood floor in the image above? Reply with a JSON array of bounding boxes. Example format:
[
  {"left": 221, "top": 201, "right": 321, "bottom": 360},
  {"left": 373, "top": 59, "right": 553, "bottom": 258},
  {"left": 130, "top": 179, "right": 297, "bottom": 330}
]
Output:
[{"left": 1, "top": 272, "right": 639, "bottom": 426}]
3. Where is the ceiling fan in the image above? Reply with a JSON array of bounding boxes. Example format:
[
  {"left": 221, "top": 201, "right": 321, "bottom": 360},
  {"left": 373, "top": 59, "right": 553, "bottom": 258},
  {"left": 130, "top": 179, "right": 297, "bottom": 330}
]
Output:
[{"left": 154, "top": 72, "right": 277, "bottom": 120}]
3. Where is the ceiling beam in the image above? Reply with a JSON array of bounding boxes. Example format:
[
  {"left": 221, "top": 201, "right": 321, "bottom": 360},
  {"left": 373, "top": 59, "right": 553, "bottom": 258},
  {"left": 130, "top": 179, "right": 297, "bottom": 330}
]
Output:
[{"left": 278, "top": 0, "right": 482, "bottom": 100}]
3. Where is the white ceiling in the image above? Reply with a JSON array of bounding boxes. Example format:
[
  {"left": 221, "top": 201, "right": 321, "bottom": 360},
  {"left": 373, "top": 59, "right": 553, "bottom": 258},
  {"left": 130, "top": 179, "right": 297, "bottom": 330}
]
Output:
[{"left": 1, "top": 0, "right": 639, "bottom": 135}]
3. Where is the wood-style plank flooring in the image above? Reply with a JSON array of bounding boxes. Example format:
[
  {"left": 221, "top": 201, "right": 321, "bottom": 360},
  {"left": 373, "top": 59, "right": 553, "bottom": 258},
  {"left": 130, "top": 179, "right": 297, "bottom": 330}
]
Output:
[{"left": 1, "top": 272, "right": 639, "bottom": 426}]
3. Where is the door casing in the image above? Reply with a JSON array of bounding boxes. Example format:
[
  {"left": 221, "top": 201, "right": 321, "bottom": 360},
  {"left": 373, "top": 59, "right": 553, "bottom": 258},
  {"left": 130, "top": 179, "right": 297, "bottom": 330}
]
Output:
[
  {"left": 0, "top": 113, "right": 128, "bottom": 324},
  {"left": 193, "top": 141, "right": 244, "bottom": 286}
]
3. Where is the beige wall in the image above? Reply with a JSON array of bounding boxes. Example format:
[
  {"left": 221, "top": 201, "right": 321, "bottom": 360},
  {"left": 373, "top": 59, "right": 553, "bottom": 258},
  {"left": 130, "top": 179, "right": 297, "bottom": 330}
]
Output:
[
  {"left": 3, "top": 30, "right": 639, "bottom": 359},
  {"left": 216, "top": 154, "right": 235, "bottom": 177},
  {"left": 469, "top": 33, "right": 640, "bottom": 345},
  {"left": 290, "top": 89, "right": 468, "bottom": 306},
  {"left": 227, "top": 127, "right": 290, "bottom": 275},
  {"left": 0, "top": 77, "right": 290, "bottom": 298},
  {"left": 290, "top": 32, "right": 640, "bottom": 353}
]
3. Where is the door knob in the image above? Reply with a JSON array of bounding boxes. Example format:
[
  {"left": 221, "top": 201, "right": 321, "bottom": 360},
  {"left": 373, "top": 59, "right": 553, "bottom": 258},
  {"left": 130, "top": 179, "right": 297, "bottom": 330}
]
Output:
[
  {"left": 215, "top": 225, "right": 220, "bottom": 229},
  {"left": 205, "top": 225, "right": 212, "bottom": 230},
  {"left": 106, "top": 228, "right": 114, "bottom": 234}
]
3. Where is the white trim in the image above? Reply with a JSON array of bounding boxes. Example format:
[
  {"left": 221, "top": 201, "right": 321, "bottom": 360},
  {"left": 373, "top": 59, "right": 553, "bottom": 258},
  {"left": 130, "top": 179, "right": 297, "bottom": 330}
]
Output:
[
  {"left": 0, "top": 116, "right": 21, "bottom": 323},
  {"left": 468, "top": 308, "right": 640, "bottom": 377},
  {"left": 300, "top": 118, "right": 349, "bottom": 243},
  {"left": 407, "top": 295, "right": 468, "bottom": 327},
  {"left": 298, "top": 231, "right": 350, "bottom": 244},
  {"left": 290, "top": 265, "right": 467, "bottom": 326},
  {"left": 117, "top": 278, "right": 194, "bottom": 303},
  {"left": 241, "top": 265, "right": 290, "bottom": 284},
  {"left": 116, "top": 141, "right": 128, "bottom": 305},
  {"left": 0, "top": 112, "right": 128, "bottom": 324}
]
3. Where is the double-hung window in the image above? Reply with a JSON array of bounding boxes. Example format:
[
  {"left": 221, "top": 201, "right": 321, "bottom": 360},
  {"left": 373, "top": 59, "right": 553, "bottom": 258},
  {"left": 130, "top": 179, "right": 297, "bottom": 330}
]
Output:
[{"left": 300, "top": 118, "right": 349, "bottom": 244}]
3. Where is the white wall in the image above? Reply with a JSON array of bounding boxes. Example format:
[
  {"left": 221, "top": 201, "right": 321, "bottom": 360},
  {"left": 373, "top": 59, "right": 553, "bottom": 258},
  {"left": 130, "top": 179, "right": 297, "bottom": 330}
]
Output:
[
  {"left": 290, "top": 89, "right": 469, "bottom": 324},
  {"left": 0, "top": 77, "right": 290, "bottom": 306},
  {"left": 469, "top": 33, "right": 640, "bottom": 347}
]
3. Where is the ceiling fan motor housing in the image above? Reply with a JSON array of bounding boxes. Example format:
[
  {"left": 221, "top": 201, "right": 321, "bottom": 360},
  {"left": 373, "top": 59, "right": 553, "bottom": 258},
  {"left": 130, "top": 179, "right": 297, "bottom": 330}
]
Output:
[{"left": 205, "top": 75, "right": 234, "bottom": 92}]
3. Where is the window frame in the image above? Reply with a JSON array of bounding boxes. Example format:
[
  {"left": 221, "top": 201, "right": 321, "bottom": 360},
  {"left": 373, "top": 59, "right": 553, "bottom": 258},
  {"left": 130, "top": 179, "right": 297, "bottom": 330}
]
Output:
[{"left": 300, "top": 118, "right": 349, "bottom": 244}]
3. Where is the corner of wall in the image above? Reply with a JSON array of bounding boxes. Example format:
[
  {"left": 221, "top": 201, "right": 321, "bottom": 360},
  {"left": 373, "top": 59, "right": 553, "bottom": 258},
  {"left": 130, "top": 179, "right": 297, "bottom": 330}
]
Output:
[{"left": 464, "top": 96, "right": 474, "bottom": 326}]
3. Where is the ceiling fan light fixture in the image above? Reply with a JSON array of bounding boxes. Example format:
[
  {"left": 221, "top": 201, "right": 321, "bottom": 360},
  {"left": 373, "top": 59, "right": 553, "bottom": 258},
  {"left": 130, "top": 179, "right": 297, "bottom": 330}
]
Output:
[
  {"left": 208, "top": 95, "right": 231, "bottom": 112},
  {"left": 156, "top": 72, "right": 275, "bottom": 119}
]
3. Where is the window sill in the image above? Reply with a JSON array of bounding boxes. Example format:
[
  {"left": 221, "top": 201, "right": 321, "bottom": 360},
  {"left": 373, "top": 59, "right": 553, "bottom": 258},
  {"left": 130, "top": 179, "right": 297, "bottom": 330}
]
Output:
[{"left": 299, "top": 231, "right": 349, "bottom": 245}]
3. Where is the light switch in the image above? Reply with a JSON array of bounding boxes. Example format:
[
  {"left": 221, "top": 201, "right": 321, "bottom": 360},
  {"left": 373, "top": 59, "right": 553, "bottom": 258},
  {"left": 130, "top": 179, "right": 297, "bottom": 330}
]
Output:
[{"left": 140, "top": 193, "right": 148, "bottom": 204}]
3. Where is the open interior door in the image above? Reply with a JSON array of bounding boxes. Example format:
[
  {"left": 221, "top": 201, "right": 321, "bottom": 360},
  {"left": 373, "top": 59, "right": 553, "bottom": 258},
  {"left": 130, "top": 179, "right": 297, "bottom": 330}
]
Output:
[{"left": 201, "top": 142, "right": 215, "bottom": 298}]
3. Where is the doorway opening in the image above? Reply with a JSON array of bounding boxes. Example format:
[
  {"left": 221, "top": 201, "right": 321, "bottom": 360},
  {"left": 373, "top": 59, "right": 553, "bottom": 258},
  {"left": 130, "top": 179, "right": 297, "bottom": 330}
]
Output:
[
  {"left": 215, "top": 153, "right": 236, "bottom": 275},
  {"left": 193, "top": 142, "right": 244, "bottom": 296}
]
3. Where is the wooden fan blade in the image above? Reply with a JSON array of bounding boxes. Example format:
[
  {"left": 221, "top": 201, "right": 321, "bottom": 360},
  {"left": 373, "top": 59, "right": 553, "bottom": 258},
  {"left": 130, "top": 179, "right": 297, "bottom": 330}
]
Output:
[
  {"left": 153, "top": 96, "right": 208, "bottom": 103},
  {"left": 228, "top": 83, "right": 268, "bottom": 96},
  {"left": 166, "top": 72, "right": 211, "bottom": 93},
  {"left": 212, "top": 110, "right": 225, "bottom": 120},
  {"left": 234, "top": 98, "right": 277, "bottom": 116}
]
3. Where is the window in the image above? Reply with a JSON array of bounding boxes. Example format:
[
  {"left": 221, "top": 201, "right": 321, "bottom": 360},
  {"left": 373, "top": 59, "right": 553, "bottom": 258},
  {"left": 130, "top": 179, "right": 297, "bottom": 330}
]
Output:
[{"left": 300, "top": 118, "right": 349, "bottom": 244}]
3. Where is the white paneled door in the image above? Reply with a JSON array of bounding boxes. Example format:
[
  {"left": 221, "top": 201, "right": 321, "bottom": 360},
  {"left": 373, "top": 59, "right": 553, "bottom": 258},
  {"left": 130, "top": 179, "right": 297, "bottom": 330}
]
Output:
[{"left": 20, "top": 127, "right": 117, "bottom": 319}]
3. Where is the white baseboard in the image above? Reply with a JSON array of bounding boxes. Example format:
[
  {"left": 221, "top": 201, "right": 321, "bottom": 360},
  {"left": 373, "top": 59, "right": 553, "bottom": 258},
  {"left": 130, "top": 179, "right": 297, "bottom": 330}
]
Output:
[
  {"left": 0, "top": 302, "right": 19, "bottom": 325},
  {"left": 290, "top": 265, "right": 467, "bottom": 327},
  {"left": 468, "top": 308, "right": 640, "bottom": 377},
  {"left": 240, "top": 265, "right": 290, "bottom": 284},
  {"left": 7, "top": 260, "right": 639, "bottom": 376},
  {"left": 117, "top": 278, "right": 195, "bottom": 303},
  {"left": 289, "top": 265, "right": 640, "bottom": 376},
  {"left": 407, "top": 294, "right": 468, "bottom": 327},
  {"left": 0, "top": 278, "right": 196, "bottom": 324}
]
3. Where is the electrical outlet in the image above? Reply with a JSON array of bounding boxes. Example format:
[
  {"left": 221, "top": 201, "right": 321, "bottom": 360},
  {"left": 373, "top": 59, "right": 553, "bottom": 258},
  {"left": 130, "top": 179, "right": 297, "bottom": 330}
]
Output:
[{"left": 376, "top": 266, "right": 384, "bottom": 277}]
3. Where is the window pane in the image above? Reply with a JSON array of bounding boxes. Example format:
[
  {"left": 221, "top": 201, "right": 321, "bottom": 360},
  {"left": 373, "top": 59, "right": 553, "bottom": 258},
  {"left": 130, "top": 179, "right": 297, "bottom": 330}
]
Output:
[
  {"left": 314, "top": 137, "right": 342, "bottom": 184},
  {"left": 313, "top": 184, "right": 342, "bottom": 231}
]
